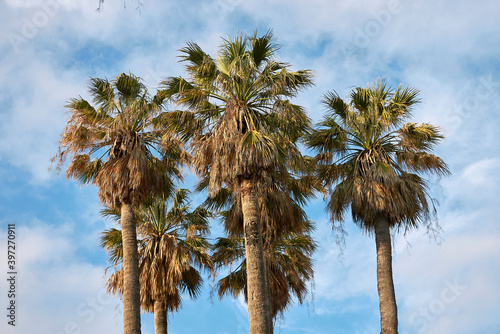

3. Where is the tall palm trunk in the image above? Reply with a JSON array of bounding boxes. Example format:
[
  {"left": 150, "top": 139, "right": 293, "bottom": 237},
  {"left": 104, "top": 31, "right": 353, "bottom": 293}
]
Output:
[
  {"left": 154, "top": 300, "right": 168, "bottom": 334},
  {"left": 240, "top": 178, "right": 273, "bottom": 334},
  {"left": 374, "top": 217, "right": 398, "bottom": 334},
  {"left": 121, "top": 202, "right": 142, "bottom": 334}
]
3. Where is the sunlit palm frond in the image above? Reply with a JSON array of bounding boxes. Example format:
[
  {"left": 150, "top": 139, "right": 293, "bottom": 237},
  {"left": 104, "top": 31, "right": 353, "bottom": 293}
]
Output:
[{"left": 100, "top": 228, "right": 124, "bottom": 265}]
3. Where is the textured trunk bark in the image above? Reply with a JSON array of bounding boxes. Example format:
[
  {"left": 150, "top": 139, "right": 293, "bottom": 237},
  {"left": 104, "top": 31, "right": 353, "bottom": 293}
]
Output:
[
  {"left": 240, "top": 178, "right": 273, "bottom": 334},
  {"left": 374, "top": 217, "right": 398, "bottom": 334},
  {"left": 121, "top": 202, "right": 142, "bottom": 334},
  {"left": 263, "top": 250, "right": 273, "bottom": 329},
  {"left": 154, "top": 300, "right": 168, "bottom": 334}
]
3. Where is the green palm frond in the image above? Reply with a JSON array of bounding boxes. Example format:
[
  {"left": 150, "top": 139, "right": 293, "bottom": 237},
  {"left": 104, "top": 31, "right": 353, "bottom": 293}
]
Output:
[
  {"left": 306, "top": 116, "right": 348, "bottom": 153},
  {"left": 250, "top": 29, "right": 278, "bottom": 68},
  {"left": 99, "top": 228, "right": 124, "bottom": 265},
  {"left": 66, "top": 155, "right": 103, "bottom": 185},
  {"left": 212, "top": 237, "right": 245, "bottom": 269},
  {"left": 322, "top": 91, "right": 350, "bottom": 124},
  {"left": 114, "top": 73, "right": 145, "bottom": 100},
  {"left": 99, "top": 206, "right": 122, "bottom": 222},
  {"left": 387, "top": 85, "right": 421, "bottom": 125},
  {"left": 88, "top": 78, "right": 115, "bottom": 111}
]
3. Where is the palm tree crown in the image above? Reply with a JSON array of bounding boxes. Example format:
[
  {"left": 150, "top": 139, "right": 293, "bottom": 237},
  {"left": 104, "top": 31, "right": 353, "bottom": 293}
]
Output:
[
  {"left": 162, "top": 30, "right": 314, "bottom": 193},
  {"left": 211, "top": 205, "right": 316, "bottom": 319},
  {"left": 201, "top": 164, "right": 317, "bottom": 320},
  {"left": 53, "top": 72, "right": 184, "bottom": 209},
  {"left": 307, "top": 80, "right": 449, "bottom": 231}
]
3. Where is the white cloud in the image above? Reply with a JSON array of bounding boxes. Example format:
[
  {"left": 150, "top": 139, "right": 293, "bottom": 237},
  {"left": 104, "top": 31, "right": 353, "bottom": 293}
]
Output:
[
  {"left": 0, "top": 56, "right": 83, "bottom": 183},
  {"left": 461, "top": 158, "right": 500, "bottom": 189},
  {"left": 395, "top": 232, "right": 500, "bottom": 334},
  {"left": 0, "top": 220, "right": 125, "bottom": 334}
]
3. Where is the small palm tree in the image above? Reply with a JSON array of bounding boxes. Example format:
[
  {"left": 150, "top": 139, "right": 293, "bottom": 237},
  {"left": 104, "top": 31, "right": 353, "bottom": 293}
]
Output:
[
  {"left": 53, "top": 73, "right": 185, "bottom": 334},
  {"left": 163, "top": 30, "right": 313, "bottom": 333},
  {"left": 307, "top": 80, "right": 450, "bottom": 333},
  {"left": 100, "top": 189, "right": 213, "bottom": 334}
]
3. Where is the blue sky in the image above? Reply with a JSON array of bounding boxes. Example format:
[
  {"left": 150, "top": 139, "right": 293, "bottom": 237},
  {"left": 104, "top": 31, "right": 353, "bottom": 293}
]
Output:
[{"left": 0, "top": 0, "right": 499, "bottom": 333}]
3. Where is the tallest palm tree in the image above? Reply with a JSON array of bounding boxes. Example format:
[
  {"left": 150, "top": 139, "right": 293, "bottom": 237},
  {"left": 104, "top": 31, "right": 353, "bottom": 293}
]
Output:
[
  {"left": 163, "top": 31, "right": 313, "bottom": 333},
  {"left": 53, "top": 73, "right": 185, "bottom": 334},
  {"left": 307, "top": 80, "right": 450, "bottom": 333}
]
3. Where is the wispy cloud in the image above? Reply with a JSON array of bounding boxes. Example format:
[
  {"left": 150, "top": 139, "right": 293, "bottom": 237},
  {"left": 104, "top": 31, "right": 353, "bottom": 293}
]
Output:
[{"left": 0, "top": 219, "right": 123, "bottom": 334}]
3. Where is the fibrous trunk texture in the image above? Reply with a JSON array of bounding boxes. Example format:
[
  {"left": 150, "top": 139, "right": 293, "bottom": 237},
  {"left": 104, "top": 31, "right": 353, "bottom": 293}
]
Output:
[
  {"left": 240, "top": 179, "right": 273, "bottom": 334},
  {"left": 121, "top": 202, "right": 142, "bottom": 334},
  {"left": 375, "top": 217, "right": 398, "bottom": 334},
  {"left": 263, "top": 251, "right": 273, "bottom": 325},
  {"left": 154, "top": 300, "right": 168, "bottom": 334}
]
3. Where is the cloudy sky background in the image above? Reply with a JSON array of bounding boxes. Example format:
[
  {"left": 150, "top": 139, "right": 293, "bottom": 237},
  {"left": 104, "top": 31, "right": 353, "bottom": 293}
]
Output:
[{"left": 0, "top": 0, "right": 499, "bottom": 333}]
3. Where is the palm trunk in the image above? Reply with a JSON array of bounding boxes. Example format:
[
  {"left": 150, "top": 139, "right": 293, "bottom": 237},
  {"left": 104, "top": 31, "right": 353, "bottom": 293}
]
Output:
[
  {"left": 240, "top": 178, "right": 273, "bottom": 334},
  {"left": 121, "top": 202, "right": 142, "bottom": 334},
  {"left": 154, "top": 300, "right": 168, "bottom": 334},
  {"left": 262, "top": 245, "right": 274, "bottom": 327},
  {"left": 374, "top": 217, "right": 398, "bottom": 334}
]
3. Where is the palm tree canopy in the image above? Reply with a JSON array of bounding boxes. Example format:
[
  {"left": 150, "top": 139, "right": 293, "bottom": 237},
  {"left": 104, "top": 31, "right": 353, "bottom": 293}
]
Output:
[
  {"left": 100, "top": 189, "right": 213, "bottom": 313},
  {"left": 53, "top": 73, "right": 186, "bottom": 209},
  {"left": 162, "top": 30, "right": 314, "bottom": 193},
  {"left": 307, "top": 80, "right": 450, "bottom": 231}
]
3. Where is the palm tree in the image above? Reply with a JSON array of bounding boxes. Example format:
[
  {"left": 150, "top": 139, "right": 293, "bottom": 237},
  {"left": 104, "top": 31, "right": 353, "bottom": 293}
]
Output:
[
  {"left": 100, "top": 189, "right": 213, "bottom": 334},
  {"left": 163, "top": 30, "right": 313, "bottom": 333},
  {"left": 53, "top": 73, "right": 185, "bottom": 334},
  {"left": 306, "top": 80, "right": 450, "bottom": 334}
]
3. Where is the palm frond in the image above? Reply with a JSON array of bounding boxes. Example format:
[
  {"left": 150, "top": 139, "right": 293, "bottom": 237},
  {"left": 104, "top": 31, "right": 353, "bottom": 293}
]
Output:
[{"left": 99, "top": 228, "right": 124, "bottom": 265}]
